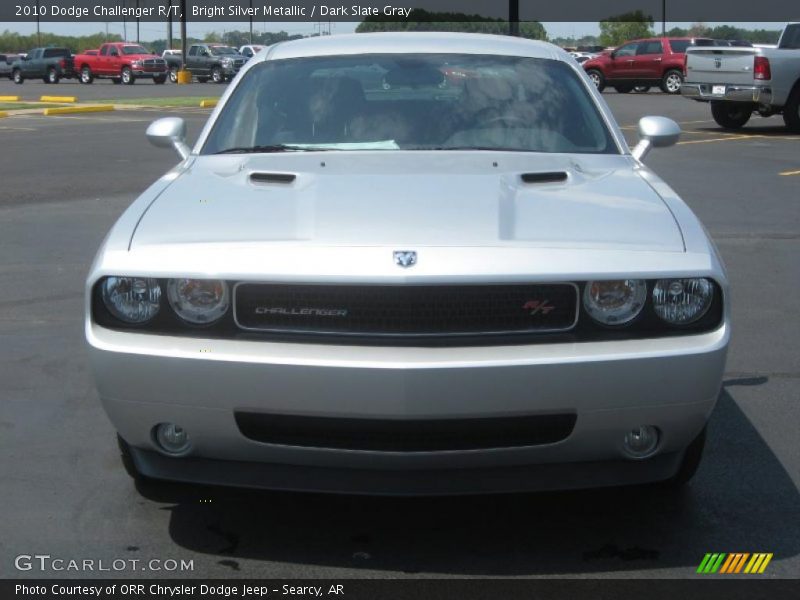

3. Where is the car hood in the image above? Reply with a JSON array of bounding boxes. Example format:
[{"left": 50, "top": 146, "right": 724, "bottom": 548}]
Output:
[{"left": 131, "top": 152, "right": 684, "bottom": 252}]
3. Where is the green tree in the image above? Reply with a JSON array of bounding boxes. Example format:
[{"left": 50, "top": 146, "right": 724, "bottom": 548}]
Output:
[{"left": 598, "top": 11, "right": 654, "bottom": 47}]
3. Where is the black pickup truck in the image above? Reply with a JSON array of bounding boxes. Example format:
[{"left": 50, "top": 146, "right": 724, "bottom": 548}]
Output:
[
  {"left": 11, "top": 47, "right": 75, "bottom": 84},
  {"left": 185, "top": 44, "right": 245, "bottom": 83}
]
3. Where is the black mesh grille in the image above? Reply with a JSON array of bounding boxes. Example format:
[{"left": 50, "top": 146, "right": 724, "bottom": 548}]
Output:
[
  {"left": 234, "top": 283, "right": 577, "bottom": 338},
  {"left": 235, "top": 412, "right": 577, "bottom": 452}
]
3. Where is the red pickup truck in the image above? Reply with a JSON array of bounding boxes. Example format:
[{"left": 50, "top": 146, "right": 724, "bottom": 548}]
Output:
[
  {"left": 74, "top": 43, "right": 168, "bottom": 85},
  {"left": 582, "top": 37, "right": 701, "bottom": 94}
]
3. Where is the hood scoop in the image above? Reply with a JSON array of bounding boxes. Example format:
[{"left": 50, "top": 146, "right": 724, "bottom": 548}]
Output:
[
  {"left": 520, "top": 171, "right": 568, "bottom": 184},
  {"left": 250, "top": 172, "right": 296, "bottom": 185}
]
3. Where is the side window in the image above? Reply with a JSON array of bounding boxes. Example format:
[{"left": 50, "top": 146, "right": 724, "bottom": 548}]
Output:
[
  {"left": 637, "top": 41, "right": 663, "bottom": 55},
  {"left": 189, "top": 46, "right": 199, "bottom": 57},
  {"left": 668, "top": 40, "right": 690, "bottom": 53},
  {"left": 780, "top": 24, "right": 800, "bottom": 49},
  {"left": 100, "top": 45, "right": 108, "bottom": 56},
  {"left": 615, "top": 43, "right": 638, "bottom": 57},
  {"left": 243, "top": 48, "right": 252, "bottom": 57},
  {"left": 109, "top": 46, "right": 119, "bottom": 57}
]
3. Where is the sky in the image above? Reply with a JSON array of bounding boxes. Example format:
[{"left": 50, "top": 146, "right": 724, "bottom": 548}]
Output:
[{"left": 0, "top": 21, "right": 787, "bottom": 42}]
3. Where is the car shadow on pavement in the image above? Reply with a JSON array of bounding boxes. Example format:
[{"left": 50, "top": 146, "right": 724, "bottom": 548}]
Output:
[{"left": 138, "top": 384, "right": 799, "bottom": 575}]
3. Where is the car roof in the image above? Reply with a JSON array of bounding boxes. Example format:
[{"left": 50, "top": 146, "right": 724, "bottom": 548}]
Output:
[{"left": 263, "top": 32, "right": 564, "bottom": 62}]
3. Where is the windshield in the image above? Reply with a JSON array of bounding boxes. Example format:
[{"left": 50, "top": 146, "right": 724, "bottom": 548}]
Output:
[
  {"left": 202, "top": 53, "right": 616, "bottom": 155},
  {"left": 122, "top": 45, "right": 150, "bottom": 55},
  {"left": 210, "top": 46, "right": 239, "bottom": 56}
]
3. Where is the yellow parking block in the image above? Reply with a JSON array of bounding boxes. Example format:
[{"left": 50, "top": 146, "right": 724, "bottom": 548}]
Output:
[
  {"left": 0, "top": 111, "right": 8, "bottom": 119},
  {"left": 44, "top": 105, "right": 114, "bottom": 116},
  {"left": 200, "top": 99, "right": 218, "bottom": 108},
  {"left": 0, "top": 95, "right": 21, "bottom": 102},
  {"left": 40, "top": 95, "right": 77, "bottom": 103},
  {"left": 177, "top": 70, "right": 192, "bottom": 85}
]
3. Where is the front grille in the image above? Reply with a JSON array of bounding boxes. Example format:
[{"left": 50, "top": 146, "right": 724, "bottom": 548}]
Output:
[
  {"left": 234, "top": 412, "right": 577, "bottom": 452},
  {"left": 142, "top": 58, "right": 166, "bottom": 71},
  {"left": 234, "top": 283, "right": 578, "bottom": 338}
]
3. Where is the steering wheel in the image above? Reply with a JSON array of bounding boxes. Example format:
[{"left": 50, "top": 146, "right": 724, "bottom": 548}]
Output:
[{"left": 477, "top": 114, "right": 528, "bottom": 129}]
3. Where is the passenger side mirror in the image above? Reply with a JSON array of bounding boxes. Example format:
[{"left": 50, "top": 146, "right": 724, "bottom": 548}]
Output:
[
  {"left": 146, "top": 117, "right": 191, "bottom": 160},
  {"left": 631, "top": 116, "right": 681, "bottom": 161}
]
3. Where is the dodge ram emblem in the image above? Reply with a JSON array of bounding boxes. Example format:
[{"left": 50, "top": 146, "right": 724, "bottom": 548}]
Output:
[
  {"left": 714, "top": 58, "right": 722, "bottom": 68},
  {"left": 393, "top": 251, "right": 417, "bottom": 268}
]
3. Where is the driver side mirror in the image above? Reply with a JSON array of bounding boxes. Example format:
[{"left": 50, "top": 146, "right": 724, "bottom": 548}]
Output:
[
  {"left": 631, "top": 116, "right": 681, "bottom": 161},
  {"left": 146, "top": 117, "right": 191, "bottom": 160}
]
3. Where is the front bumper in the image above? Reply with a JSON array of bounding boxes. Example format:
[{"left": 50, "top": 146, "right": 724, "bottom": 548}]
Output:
[
  {"left": 131, "top": 69, "right": 167, "bottom": 78},
  {"left": 681, "top": 83, "right": 772, "bottom": 106},
  {"left": 88, "top": 321, "right": 728, "bottom": 493}
]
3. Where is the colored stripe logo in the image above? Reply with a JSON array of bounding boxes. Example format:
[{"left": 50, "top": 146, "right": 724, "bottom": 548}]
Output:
[{"left": 697, "top": 553, "right": 773, "bottom": 574}]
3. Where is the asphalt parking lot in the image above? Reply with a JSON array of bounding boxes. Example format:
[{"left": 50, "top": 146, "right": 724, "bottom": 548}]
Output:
[
  {"left": 0, "top": 76, "right": 225, "bottom": 100},
  {"left": 0, "top": 90, "right": 798, "bottom": 579}
]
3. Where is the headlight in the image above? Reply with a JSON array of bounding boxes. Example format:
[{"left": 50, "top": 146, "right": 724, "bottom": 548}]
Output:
[
  {"left": 583, "top": 279, "right": 646, "bottom": 325},
  {"left": 652, "top": 278, "right": 714, "bottom": 324},
  {"left": 131, "top": 60, "right": 142, "bottom": 68},
  {"left": 221, "top": 57, "right": 233, "bottom": 65},
  {"left": 101, "top": 277, "right": 161, "bottom": 323},
  {"left": 167, "top": 279, "right": 230, "bottom": 324}
]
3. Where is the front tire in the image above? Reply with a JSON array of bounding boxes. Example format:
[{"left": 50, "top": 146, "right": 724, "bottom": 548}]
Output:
[
  {"left": 665, "top": 426, "right": 707, "bottom": 487},
  {"left": 169, "top": 67, "right": 178, "bottom": 83},
  {"left": 121, "top": 66, "right": 135, "bottom": 85},
  {"left": 660, "top": 69, "right": 683, "bottom": 94},
  {"left": 783, "top": 88, "right": 800, "bottom": 133},
  {"left": 12, "top": 69, "right": 23, "bottom": 84},
  {"left": 80, "top": 66, "right": 93, "bottom": 84},
  {"left": 47, "top": 67, "right": 59, "bottom": 84},
  {"left": 711, "top": 101, "right": 752, "bottom": 129},
  {"left": 211, "top": 66, "right": 224, "bottom": 84},
  {"left": 586, "top": 69, "right": 605, "bottom": 92}
]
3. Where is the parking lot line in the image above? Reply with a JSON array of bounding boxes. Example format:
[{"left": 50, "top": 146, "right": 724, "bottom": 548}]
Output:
[{"left": 779, "top": 169, "right": 800, "bottom": 176}]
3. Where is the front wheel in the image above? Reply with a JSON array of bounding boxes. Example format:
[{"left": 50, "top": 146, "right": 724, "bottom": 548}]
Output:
[
  {"left": 12, "top": 69, "right": 23, "bottom": 84},
  {"left": 660, "top": 69, "right": 683, "bottom": 94},
  {"left": 47, "top": 67, "right": 59, "bottom": 84},
  {"left": 664, "top": 426, "right": 707, "bottom": 487},
  {"left": 586, "top": 69, "right": 605, "bottom": 92},
  {"left": 80, "top": 66, "right": 93, "bottom": 84},
  {"left": 169, "top": 67, "right": 178, "bottom": 83},
  {"left": 211, "top": 66, "right": 224, "bottom": 84},
  {"left": 121, "top": 66, "right": 135, "bottom": 85},
  {"left": 710, "top": 101, "right": 752, "bottom": 129}
]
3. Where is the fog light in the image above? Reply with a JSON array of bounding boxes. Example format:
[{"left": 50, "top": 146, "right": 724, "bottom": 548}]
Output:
[
  {"left": 154, "top": 423, "right": 191, "bottom": 455},
  {"left": 623, "top": 426, "right": 659, "bottom": 458}
]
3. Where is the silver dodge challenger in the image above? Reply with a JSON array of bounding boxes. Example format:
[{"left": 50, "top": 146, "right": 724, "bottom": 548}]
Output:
[{"left": 86, "top": 33, "right": 729, "bottom": 495}]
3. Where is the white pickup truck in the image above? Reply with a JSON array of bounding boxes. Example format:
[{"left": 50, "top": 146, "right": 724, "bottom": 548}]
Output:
[{"left": 682, "top": 23, "right": 800, "bottom": 131}]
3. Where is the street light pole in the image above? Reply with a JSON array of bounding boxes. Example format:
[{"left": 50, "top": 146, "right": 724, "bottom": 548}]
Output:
[
  {"left": 167, "top": 0, "right": 173, "bottom": 50},
  {"left": 35, "top": 0, "right": 41, "bottom": 46},
  {"left": 662, "top": 0, "right": 666, "bottom": 36},
  {"left": 509, "top": 0, "right": 519, "bottom": 37},
  {"left": 136, "top": 0, "right": 140, "bottom": 43},
  {"left": 249, "top": 1, "right": 254, "bottom": 45}
]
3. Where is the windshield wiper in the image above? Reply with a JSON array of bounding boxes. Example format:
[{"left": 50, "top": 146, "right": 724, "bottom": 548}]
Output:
[
  {"left": 214, "top": 144, "right": 329, "bottom": 154},
  {"left": 422, "top": 146, "right": 529, "bottom": 152}
]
